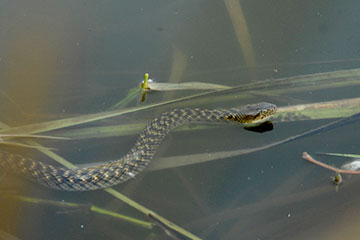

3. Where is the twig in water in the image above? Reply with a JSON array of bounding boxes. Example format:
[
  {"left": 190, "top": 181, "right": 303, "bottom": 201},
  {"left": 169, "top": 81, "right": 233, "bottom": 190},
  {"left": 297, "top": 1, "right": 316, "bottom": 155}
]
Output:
[
  {"left": 302, "top": 152, "right": 360, "bottom": 175},
  {"left": 302, "top": 152, "right": 360, "bottom": 185}
]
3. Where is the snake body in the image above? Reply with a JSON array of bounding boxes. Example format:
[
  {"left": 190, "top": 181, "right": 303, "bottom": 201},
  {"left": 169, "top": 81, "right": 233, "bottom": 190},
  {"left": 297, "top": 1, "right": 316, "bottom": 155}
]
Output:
[{"left": 0, "top": 102, "right": 276, "bottom": 191}]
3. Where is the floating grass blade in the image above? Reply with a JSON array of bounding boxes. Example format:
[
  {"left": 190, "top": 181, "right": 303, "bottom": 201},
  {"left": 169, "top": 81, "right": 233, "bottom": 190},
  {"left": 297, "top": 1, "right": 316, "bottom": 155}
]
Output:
[
  {"left": 105, "top": 188, "right": 202, "bottom": 240},
  {"left": 2, "top": 68, "right": 360, "bottom": 136},
  {"left": 10, "top": 195, "right": 153, "bottom": 229},
  {"left": 316, "top": 152, "right": 360, "bottom": 158},
  {"left": 224, "top": 0, "right": 256, "bottom": 71},
  {"left": 273, "top": 97, "right": 360, "bottom": 122},
  {"left": 148, "top": 213, "right": 194, "bottom": 239},
  {"left": 145, "top": 82, "right": 230, "bottom": 91},
  {"left": 0, "top": 86, "right": 229, "bottom": 136},
  {"left": 0, "top": 134, "right": 69, "bottom": 140},
  {"left": 55, "top": 97, "right": 360, "bottom": 141},
  {"left": 0, "top": 141, "right": 56, "bottom": 150},
  {"left": 109, "top": 87, "right": 142, "bottom": 110}
]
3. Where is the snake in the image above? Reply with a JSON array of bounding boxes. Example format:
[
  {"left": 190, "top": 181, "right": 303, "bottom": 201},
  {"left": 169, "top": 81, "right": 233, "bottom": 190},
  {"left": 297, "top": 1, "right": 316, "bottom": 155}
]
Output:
[{"left": 0, "top": 102, "right": 277, "bottom": 191}]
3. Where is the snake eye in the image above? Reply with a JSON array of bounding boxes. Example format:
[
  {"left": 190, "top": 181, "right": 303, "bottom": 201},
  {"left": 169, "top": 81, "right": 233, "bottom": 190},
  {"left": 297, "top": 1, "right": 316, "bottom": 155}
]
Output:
[{"left": 225, "top": 115, "right": 234, "bottom": 120}]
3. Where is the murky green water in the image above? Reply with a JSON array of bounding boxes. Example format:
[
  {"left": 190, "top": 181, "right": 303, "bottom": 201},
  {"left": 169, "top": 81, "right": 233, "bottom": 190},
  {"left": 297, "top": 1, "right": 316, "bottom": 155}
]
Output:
[{"left": 1, "top": 0, "right": 360, "bottom": 239}]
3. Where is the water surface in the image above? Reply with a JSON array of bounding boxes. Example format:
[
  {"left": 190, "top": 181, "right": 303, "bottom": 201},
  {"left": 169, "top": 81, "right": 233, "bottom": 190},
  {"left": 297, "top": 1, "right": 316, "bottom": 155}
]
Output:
[{"left": 0, "top": 1, "right": 360, "bottom": 239}]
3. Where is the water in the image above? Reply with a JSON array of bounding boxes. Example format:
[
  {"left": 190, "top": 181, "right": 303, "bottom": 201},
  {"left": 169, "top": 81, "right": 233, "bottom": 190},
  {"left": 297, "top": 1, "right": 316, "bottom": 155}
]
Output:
[{"left": 0, "top": 0, "right": 360, "bottom": 239}]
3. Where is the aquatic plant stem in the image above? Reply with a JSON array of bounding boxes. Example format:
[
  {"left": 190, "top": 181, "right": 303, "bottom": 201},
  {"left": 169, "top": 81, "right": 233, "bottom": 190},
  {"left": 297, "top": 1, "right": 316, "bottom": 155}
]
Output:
[
  {"left": 105, "top": 188, "right": 202, "bottom": 240},
  {"left": 11, "top": 195, "right": 152, "bottom": 229}
]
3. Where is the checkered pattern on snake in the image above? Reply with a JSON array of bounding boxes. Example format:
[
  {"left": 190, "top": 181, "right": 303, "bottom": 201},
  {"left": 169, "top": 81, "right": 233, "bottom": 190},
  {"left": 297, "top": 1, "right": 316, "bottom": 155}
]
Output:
[{"left": 0, "top": 102, "right": 277, "bottom": 191}]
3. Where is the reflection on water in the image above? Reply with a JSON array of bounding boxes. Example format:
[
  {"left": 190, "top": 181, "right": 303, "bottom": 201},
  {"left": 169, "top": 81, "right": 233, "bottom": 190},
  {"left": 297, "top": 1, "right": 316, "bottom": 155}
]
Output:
[{"left": 0, "top": 0, "right": 360, "bottom": 239}]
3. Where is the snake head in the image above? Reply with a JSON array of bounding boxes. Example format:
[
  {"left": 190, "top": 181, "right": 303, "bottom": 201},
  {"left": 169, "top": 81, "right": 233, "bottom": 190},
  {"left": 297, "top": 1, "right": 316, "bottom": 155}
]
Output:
[{"left": 226, "top": 102, "right": 277, "bottom": 125}]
